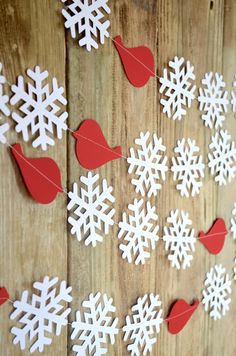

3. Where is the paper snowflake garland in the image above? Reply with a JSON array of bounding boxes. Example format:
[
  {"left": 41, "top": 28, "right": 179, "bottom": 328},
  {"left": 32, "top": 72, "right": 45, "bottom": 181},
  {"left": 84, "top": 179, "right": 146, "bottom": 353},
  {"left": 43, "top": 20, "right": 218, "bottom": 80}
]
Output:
[
  {"left": 208, "top": 130, "right": 236, "bottom": 186},
  {"left": 202, "top": 264, "right": 231, "bottom": 320},
  {"left": 123, "top": 294, "right": 163, "bottom": 356},
  {"left": 230, "top": 203, "right": 236, "bottom": 239},
  {"left": 231, "top": 76, "right": 236, "bottom": 113},
  {"left": 159, "top": 56, "right": 196, "bottom": 120},
  {"left": 171, "top": 138, "right": 205, "bottom": 197},
  {"left": 118, "top": 198, "right": 159, "bottom": 265},
  {"left": 198, "top": 72, "right": 229, "bottom": 129},
  {"left": 61, "top": 0, "right": 111, "bottom": 51},
  {"left": 71, "top": 292, "right": 118, "bottom": 355},
  {"left": 10, "top": 66, "right": 68, "bottom": 151},
  {"left": 67, "top": 171, "right": 115, "bottom": 247},
  {"left": 10, "top": 276, "right": 72, "bottom": 353},
  {"left": 163, "top": 210, "right": 196, "bottom": 269},
  {"left": 127, "top": 132, "right": 168, "bottom": 198},
  {"left": 0, "top": 62, "right": 10, "bottom": 144}
]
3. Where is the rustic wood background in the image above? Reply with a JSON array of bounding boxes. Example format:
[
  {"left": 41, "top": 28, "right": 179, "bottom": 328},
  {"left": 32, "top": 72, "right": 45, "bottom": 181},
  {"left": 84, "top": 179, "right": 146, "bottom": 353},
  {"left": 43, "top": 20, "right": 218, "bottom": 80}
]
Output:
[{"left": 0, "top": 0, "right": 236, "bottom": 355}]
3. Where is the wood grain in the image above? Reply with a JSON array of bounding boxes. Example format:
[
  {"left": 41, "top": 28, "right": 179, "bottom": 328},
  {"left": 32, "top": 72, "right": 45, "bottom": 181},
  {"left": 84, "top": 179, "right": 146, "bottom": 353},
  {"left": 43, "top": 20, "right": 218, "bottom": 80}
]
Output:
[{"left": 0, "top": 0, "right": 236, "bottom": 355}]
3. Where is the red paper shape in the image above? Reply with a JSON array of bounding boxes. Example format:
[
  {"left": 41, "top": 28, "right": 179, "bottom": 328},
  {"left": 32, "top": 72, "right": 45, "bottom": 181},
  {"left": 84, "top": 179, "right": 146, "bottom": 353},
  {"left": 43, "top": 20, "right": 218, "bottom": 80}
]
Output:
[
  {"left": 199, "top": 218, "right": 227, "bottom": 255},
  {"left": 0, "top": 287, "right": 9, "bottom": 307},
  {"left": 73, "top": 119, "right": 122, "bottom": 169},
  {"left": 113, "top": 35, "right": 155, "bottom": 88},
  {"left": 166, "top": 299, "right": 200, "bottom": 334},
  {"left": 11, "top": 143, "right": 63, "bottom": 204}
]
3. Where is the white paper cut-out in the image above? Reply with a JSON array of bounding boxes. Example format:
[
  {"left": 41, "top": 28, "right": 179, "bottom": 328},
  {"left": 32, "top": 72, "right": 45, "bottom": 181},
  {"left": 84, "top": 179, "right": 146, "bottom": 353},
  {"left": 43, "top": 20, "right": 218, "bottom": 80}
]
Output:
[
  {"left": 163, "top": 210, "right": 196, "bottom": 270},
  {"left": 118, "top": 198, "right": 159, "bottom": 265},
  {"left": 123, "top": 294, "right": 163, "bottom": 356},
  {"left": 208, "top": 130, "right": 236, "bottom": 186},
  {"left": 159, "top": 56, "right": 196, "bottom": 120},
  {"left": 62, "top": 0, "right": 111, "bottom": 51},
  {"left": 71, "top": 292, "right": 118, "bottom": 355},
  {"left": 67, "top": 171, "right": 115, "bottom": 247},
  {"left": 10, "top": 66, "right": 68, "bottom": 151},
  {"left": 234, "top": 258, "right": 236, "bottom": 281},
  {"left": 231, "top": 76, "right": 236, "bottom": 113},
  {"left": 230, "top": 203, "right": 236, "bottom": 239},
  {"left": 171, "top": 138, "right": 205, "bottom": 197},
  {"left": 127, "top": 132, "right": 168, "bottom": 198},
  {"left": 0, "top": 63, "right": 10, "bottom": 144},
  {"left": 10, "top": 276, "right": 72, "bottom": 353},
  {"left": 198, "top": 72, "right": 229, "bottom": 129},
  {"left": 202, "top": 264, "right": 231, "bottom": 320}
]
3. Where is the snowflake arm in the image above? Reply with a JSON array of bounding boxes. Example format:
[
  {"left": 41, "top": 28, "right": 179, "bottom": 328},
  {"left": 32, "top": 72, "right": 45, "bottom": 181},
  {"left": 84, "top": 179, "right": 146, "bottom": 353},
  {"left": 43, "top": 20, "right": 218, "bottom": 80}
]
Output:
[
  {"left": 123, "top": 294, "right": 163, "bottom": 356},
  {"left": 208, "top": 130, "right": 236, "bottom": 186},
  {"left": 127, "top": 132, "right": 168, "bottom": 198},
  {"left": 10, "top": 276, "right": 72, "bottom": 353},
  {"left": 231, "top": 76, "right": 236, "bottom": 113},
  {"left": 0, "top": 62, "right": 10, "bottom": 143},
  {"left": 71, "top": 292, "right": 118, "bottom": 355},
  {"left": 159, "top": 56, "right": 196, "bottom": 120},
  {"left": 62, "top": 0, "right": 111, "bottom": 51},
  {"left": 67, "top": 172, "right": 115, "bottom": 247},
  {"left": 10, "top": 66, "right": 68, "bottom": 150},
  {"left": 171, "top": 138, "right": 205, "bottom": 197},
  {"left": 202, "top": 264, "right": 231, "bottom": 320},
  {"left": 118, "top": 199, "right": 159, "bottom": 265},
  {"left": 198, "top": 72, "right": 228, "bottom": 129},
  {"left": 163, "top": 210, "right": 196, "bottom": 269},
  {"left": 230, "top": 203, "right": 236, "bottom": 239}
]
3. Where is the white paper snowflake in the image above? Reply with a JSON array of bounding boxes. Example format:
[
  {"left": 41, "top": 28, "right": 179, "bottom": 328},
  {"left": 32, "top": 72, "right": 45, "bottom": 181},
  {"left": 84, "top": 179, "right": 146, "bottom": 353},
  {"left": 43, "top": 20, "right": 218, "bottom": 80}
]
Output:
[
  {"left": 163, "top": 210, "right": 196, "bottom": 269},
  {"left": 202, "top": 264, "right": 232, "bottom": 320},
  {"left": 10, "top": 276, "right": 72, "bottom": 353},
  {"left": 171, "top": 138, "right": 205, "bottom": 197},
  {"left": 127, "top": 132, "right": 168, "bottom": 198},
  {"left": 10, "top": 66, "right": 68, "bottom": 150},
  {"left": 231, "top": 76, "right": 236, "bottom": 113},
  {"left": 159, "top": 56, "right": 196, "bottom": 120},
  {"left": 230, "top": 203, "right": 236, "bottom": 239},
  {"left": 208, "top": 130, "right": 236, "bottom": 186},
  {"left": 67, "top": 171, "right": 115, "bottom": 247},
  {"left": 62, "top": 0, "right": 111, "bottom": 51},
  {"left": 123, "top": 294, "right": 163, "bottom": 356},
  {"left": 71, "top": 292, "right": 118, "bottom": 355},
  {"left": 198, "top": 72, "right": 229, "bottom": 129},
  {"left": 0, "top": 62, "right": 10, "bottom": 144},
  {"left": 233, "top": 258, "right": 236, "bottom": 281},
  {"left": 118, "top": 198, "right": 159, "bottom": 265}
]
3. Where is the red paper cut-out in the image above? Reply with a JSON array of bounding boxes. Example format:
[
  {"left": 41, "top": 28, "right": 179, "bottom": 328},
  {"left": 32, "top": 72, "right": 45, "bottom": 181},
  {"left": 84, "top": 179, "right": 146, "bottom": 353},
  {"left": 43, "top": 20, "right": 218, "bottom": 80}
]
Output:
[
  {"left": 199, "top": 218, "right": 227, "bottom": 254},
  {"left": 166, "top": 299, "right": 200, "bottom": 334},
  {"left": 0, "top": 287, "right": 9, "bottom": 307},
  {"left": 11, "top": 144, "right": 63, "bottom": 204},
  {"left": 73, "top": 119, "right": 122, "bottom": 169},
  {"left": 113, "top": 35, "right": 155, "bottom": 88}
]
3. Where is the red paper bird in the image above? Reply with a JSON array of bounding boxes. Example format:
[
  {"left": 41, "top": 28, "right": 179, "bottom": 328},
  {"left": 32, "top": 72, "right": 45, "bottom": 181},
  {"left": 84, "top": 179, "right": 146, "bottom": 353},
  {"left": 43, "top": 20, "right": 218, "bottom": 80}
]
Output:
[
  {"left": 166, "top": 299, "right": 200, "bottom": 334},
  {"left": 0, "top": 287, "right": 9, "bottom": 307},
  {"left": 199, "top": 218, "right": 227, "bottom": 254},
  {"left": 113, "top": 35, "right": 155, "bottom": 88},
  {"left": 11, "top": 144, "right": 63, "bottom": 204},
  {"left": 73, "top": 119, "right": 122, "bottom": 170}
]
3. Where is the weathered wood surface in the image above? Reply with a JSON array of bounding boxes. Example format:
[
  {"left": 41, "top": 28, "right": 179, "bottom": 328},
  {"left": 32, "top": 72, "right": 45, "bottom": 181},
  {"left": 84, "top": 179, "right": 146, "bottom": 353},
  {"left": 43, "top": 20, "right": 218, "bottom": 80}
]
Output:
[{"left": 0, "top": 0, "right": 236, "bottom": 355}]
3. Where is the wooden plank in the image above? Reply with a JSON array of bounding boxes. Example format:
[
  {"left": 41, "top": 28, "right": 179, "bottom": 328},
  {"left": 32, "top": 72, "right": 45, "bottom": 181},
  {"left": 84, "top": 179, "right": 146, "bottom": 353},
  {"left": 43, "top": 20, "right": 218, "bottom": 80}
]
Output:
[{"left": 0, "top": 1, "right": 67, "bottom": 355}]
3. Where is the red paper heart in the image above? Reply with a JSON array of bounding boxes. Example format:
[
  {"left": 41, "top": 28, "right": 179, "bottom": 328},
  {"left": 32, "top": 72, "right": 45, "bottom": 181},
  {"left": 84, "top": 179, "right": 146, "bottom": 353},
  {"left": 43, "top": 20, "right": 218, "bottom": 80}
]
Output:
[
  {"left": 0, "top": 287, "right": 9, "bottom": 307},
  {"left": 11, "top": 144, "right": 63, "bottom": 204},
  {"left": 199, "top": 218, "right": 227, "bottom": 254},
  {"left": 166, "top": 299, "right": 200, "bottom": 334},
  {"left": 73, "top": 119, "right": 122, "bottom": 169},
  {"left": 113, "top": 35, "right": 155, "bottom": 88}
]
